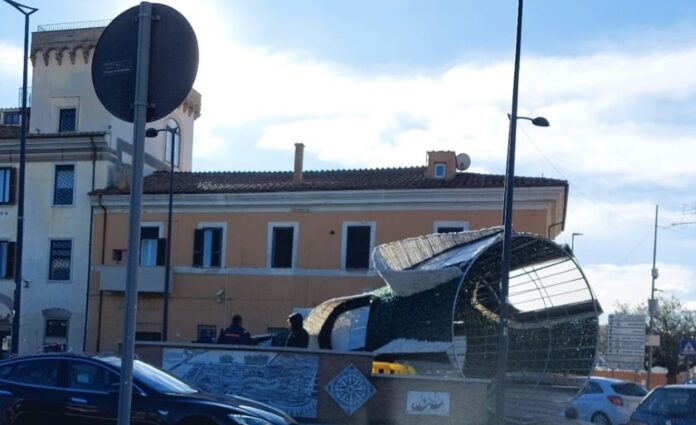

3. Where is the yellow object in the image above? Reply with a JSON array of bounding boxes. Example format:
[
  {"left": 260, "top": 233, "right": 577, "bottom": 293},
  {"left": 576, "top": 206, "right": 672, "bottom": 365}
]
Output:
[{"left": 372, "top": 361, "right": 416, "bottom": 376}]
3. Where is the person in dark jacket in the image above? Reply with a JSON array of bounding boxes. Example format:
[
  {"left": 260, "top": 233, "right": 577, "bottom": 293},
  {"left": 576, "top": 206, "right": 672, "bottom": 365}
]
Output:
[
  {"left": 285, "top": 312, "right": 309, "bottom": 348},
  {"left": 217, "top": 314, "right": 251, "bottom": 345}
]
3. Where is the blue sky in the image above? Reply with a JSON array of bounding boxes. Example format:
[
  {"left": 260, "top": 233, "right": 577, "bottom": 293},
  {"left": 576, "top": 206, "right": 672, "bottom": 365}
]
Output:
[{"left": 1, "top": 0, "right": 696, "bottom": 317}]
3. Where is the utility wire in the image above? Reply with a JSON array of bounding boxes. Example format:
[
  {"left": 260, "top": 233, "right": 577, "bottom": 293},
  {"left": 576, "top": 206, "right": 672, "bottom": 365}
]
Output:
[{"left": 517, "top": 126, "right": 696, "bottom": 239}]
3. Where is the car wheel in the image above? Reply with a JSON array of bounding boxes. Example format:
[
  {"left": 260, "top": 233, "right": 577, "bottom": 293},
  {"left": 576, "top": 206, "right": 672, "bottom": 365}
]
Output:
[{"left": 591, "top": 412, "right": 612, "bottom": 425}]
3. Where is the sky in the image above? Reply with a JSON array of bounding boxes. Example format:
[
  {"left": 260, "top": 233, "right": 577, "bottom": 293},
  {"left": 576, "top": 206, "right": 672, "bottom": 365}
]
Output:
[{"left": 1, "top": 0, "right": 695, "bottom": 320}]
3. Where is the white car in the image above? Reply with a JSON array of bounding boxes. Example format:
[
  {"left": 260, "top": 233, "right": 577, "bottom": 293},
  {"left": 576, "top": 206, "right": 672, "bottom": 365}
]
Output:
[{"left": 570, "top": 377, "right": 648, "bottom": 425}]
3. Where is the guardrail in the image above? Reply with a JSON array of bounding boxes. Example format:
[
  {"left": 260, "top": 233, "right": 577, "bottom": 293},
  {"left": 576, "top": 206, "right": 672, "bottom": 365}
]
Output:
[{"left": 36, "top": 20, "right": 110, "bottom": 32}]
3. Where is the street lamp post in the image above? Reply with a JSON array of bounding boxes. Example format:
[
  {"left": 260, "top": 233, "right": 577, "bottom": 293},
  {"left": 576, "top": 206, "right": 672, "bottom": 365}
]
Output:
[
  {"left": 496, "top": 1, "right": 550, "bottom": 422},
  {"left": 4, "top": 0, "right": 38, "bottom": 356},
  {"left": 571, "top": 232, "right": 583, "bottom": 252},
  {"left": 647, "top": 205, "right": 659, "bottom": 389},
  {"left": 145, "top": 126, "right": 177, "bottom": 341}
]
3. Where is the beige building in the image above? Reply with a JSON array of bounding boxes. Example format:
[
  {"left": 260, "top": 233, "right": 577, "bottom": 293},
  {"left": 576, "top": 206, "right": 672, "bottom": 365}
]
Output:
[
  {"left": 0, "top": 22, "right": 200, "bottom": 354},
  {"left": 85, "top": 148, "right": 568, "bottom": 353}
]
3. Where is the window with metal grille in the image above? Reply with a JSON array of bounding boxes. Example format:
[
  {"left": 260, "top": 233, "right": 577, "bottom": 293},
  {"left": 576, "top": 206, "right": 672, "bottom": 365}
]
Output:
[
  {"left": 53, "top": 165, "right": 74, "bottom": 205},
  {"left": 193, "top": 227, "right": 223, "bottom": 267},
  {"left": 58, "top": 108, "right": 76, "bottom": 132},
  {"left": 344, "top": 225, "right": 372, "bottom": 269},
  {"left": 49, "top": 240, "right": 72, "bottom": 281},
  {"left": 45, "top": 319, "right": 68, "bottom": 337},
  {"left": 196, "top": 325, "right": 217, "bottom": 343},
  {"left": 0, "top": 168, "right": 15, "bottom": 205},
  {"left": 271, "top": 226, "right": 294, "bottom": 268}
]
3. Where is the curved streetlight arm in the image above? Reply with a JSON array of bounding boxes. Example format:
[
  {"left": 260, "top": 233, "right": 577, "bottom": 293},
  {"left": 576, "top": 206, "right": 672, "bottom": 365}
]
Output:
[
  {"left": 3, "top": 0, "right": 38, "bottom": 15},
  {"left": 508, "top": 113, "right": 550, "bottom": 127}
]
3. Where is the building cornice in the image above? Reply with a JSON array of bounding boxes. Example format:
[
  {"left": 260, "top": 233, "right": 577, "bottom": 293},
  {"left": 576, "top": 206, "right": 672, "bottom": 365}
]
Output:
[
  {"left": 0, "top": 133, "right": 117, "bottom": 164},
  {"left": 92, "top": 186, "right": 565, "bottom": 215}
]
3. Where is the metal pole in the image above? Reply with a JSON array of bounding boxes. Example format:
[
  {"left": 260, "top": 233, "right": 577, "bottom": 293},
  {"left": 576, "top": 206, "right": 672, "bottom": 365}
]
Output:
[
  {"left": 117, "top": 3, "right": 152, "bottom": 425},
  {"left": 161, "top": 128, "right": 175, "bottom": 341},
  {"left": 496, "top": 1, "right": 523, "bottom": 422},
  {"left": 4, "top": 0, "right": 38, "bottom": 356},
  {"left": 647, "top": 204, "right": 658, "bottom": 389}
]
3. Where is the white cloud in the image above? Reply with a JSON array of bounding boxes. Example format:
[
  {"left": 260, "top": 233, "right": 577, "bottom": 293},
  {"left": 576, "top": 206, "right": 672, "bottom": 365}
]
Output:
[
  {"left": 584, "top": 262, "right": 696, "bottom": 314},
  {"left": 175, "top": 12, "right": 696, "bottom": 188}
]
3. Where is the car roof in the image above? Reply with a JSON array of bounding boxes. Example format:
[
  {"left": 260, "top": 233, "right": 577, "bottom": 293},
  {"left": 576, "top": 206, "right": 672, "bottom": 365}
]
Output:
[
  {"left": 655, "top": 385, "right": 696, "bottom": 390},
  {"left": 589, "top": 376, "right": 633, "bottom": 384}
]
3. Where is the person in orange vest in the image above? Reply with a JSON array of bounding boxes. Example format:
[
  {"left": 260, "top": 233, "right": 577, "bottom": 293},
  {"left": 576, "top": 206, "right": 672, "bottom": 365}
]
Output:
[{"left": 217, "top": 314, "right": 251, "bottom": 345}]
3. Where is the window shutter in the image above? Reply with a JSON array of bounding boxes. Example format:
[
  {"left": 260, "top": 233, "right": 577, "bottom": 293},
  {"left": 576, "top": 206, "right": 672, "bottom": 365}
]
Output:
[
  {"left": 192, "top": 229, "right": 203, "bottom": 267},
  {"left": 156, "top": 238, "right": 167, "bottom": 266},
  {"left": 211, "top": 228, "right": 222, "bottom": 267},
  {"left": 6, "top": 242, "right": 15, "bottom": 279},
  {"left": 8, "top": 168, "right": 16, "bottom": 205}
]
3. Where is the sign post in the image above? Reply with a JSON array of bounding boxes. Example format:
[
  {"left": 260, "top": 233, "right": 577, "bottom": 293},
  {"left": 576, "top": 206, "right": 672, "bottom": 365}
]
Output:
[
  {"left": 606, "top": 314, "right": 647, "bottom": 371},
  {"left": 91, "top": 3, "right": 198, "bottom": 424}
]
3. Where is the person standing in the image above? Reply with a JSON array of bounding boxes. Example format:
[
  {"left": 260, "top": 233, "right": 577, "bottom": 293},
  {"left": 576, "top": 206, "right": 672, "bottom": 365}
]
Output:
[
  {"left": 217, "top": 314, "right": 251, "bottom": 345},
  {"left": 285, "top": 312, "right": 309, "bottom": 348}
]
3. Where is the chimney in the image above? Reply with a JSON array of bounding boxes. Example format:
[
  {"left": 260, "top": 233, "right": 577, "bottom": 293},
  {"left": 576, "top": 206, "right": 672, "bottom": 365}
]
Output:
[{"left": 293, "top": 143, "right": 304, "bottom": 184}]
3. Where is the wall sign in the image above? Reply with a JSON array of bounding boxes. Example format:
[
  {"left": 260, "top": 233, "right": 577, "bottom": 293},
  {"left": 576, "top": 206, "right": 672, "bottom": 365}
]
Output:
[{"left": 406, "top": 391, "right": 450, "bottom": 416}]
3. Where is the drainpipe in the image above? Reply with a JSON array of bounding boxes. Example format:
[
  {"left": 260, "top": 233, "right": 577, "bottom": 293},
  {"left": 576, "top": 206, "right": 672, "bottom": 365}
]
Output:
[
  {"left": 82, "top": 137, "right": 97, "bottom": 352},
  {"left": 95, "top": 193, "right": 108, "bottom": 353}
]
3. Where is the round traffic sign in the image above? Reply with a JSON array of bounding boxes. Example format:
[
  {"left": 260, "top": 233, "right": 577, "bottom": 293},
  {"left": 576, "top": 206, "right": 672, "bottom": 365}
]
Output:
[{"left": 91, "top": 3, "right": 199, "bottom": 123}]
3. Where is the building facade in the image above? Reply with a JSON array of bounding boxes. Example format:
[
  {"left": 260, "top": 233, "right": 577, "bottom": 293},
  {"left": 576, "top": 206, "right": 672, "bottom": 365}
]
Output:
[
  {"left": 85, "top": 148, "right": 568, "bottom": 353},
  {"left": 0, "top": 22, "right": 201, "bottom": 355}
]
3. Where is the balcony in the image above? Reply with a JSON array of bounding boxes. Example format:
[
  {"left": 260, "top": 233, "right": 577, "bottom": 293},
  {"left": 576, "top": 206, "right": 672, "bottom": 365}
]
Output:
[{"left": 98, "top": 265, "right": 168, "bottom": 293}]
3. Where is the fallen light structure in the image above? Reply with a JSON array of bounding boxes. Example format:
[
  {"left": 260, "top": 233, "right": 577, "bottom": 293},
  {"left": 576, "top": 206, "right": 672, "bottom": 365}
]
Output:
[{"left": 305, "top": 227, "right": 602, "bottom": 422}]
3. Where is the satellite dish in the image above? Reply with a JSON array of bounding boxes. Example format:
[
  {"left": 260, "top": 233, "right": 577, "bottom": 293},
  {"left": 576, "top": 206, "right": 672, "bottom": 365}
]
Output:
[{"left": 456, "top": 153, "right": 471, "bottom": 171}]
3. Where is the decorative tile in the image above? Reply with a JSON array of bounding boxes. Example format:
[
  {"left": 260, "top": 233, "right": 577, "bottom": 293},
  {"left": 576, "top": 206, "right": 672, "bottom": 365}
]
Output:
[{"left": 325, "top": 364, "right": 376, "bottom": 416}]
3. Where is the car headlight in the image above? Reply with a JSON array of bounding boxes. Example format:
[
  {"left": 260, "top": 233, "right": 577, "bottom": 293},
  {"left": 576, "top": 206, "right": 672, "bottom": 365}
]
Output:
[{"left": 228, "top": 414, "right": 273, "bottom": 425}]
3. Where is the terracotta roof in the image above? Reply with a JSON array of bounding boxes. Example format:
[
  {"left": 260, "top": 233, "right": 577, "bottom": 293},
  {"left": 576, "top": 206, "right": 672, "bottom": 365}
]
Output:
[{"left": 96, "top": 167, "right": 567, "bottom": 195}]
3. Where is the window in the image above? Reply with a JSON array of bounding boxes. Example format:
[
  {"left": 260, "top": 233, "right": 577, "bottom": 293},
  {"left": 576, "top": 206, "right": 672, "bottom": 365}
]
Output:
[
  {"left": 196, "top": 325, "right": 217, "bottom": 343},
  {"left": 45, "top": 319, "right": 68, "bottom": 338},
  {"left": 135, "top": 331, "right": 161, "bottom": 341},
  {"left": 140, "top": 226, "right": 165, "bottom": 267},
  {"left": 434, "top": 162, "right": 446, "bottom": 178},
  {"left": 269, "top": 224, "right": 296, "bottom": 268},
  {"left": 0, "top": 241, "right": 15, "bottom": 279},
  {"left": 67, "top": 361, "right": 117, "bottom": 392},
  {"left": 53, "top": 164, "right": 75, "bottom": 205},
  {"left": 193, "top": 227, "right": 223, "bottom": 268},
  {"left": 2, "top": 111, "right": 20, "bottom": 125},
  {"left": 343, "top": 224, "right": 373, "bottom": 269},
  {"left": 164, "top": 118, "right": 180, "bottom": 167},
  {"left": 0, "top": 168, "right": 15, "bottom": 205},
  {"left": 49, "top": 240, "right": 72, "bottom": 281},
  {"left": 8, "top": 360, "right": 61, "bottom": 387},
  {"left": 58, "top": 108, "right": 76, "bottom": 132},
  {"left": 434, "top": 221, "right": 470, "bottom": 234}
]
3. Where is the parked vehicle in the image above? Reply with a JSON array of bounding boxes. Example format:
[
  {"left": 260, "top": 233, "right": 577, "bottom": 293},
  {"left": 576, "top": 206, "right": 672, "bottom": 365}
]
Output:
[
  {"left": 0, "top": 353, "right": 297, "bottom": 425},
  {"left": 571, "top": 377, "right": 648, "bottom": 425},
  {"left": 628, "top": 385, "right": 696, "bottom": 425}
]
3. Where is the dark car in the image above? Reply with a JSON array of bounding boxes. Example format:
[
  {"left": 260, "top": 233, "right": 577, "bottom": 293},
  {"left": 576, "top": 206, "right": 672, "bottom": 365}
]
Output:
[
  {"left": 0, "top": 353, "right": 297, "bottom": 425},
  {"left": 628, "top": 385, "right": 696, "bottom": 425}
]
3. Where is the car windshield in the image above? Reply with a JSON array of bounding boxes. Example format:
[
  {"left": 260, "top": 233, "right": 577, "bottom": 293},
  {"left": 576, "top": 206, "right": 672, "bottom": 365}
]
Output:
[
  {"left": 99, "top": 357, "right": 198, "bottom": 395},
  {"left": 638, "top": 388, "right": 696, "bottom": 417},
  {"left": 611, "top": 383, "right": 648, "bottom": 397}
]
